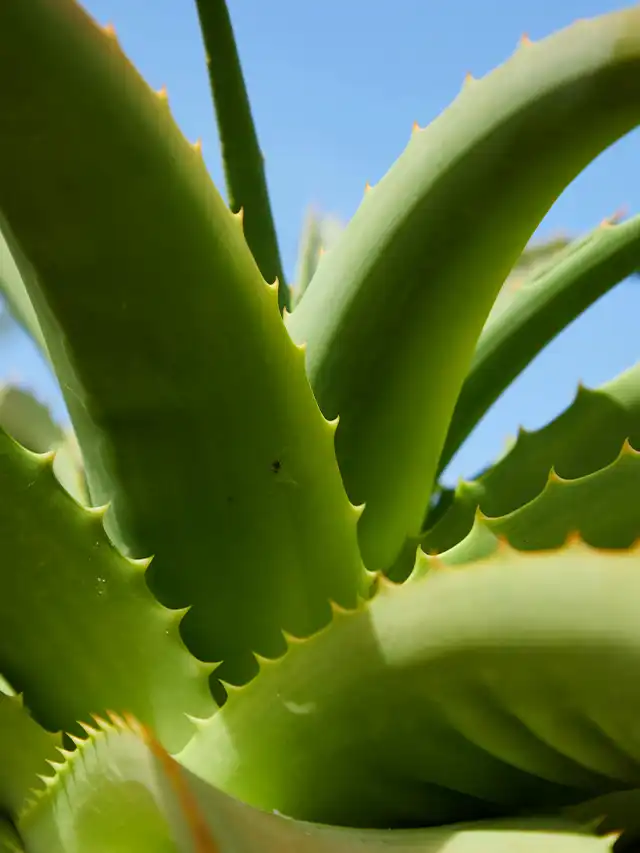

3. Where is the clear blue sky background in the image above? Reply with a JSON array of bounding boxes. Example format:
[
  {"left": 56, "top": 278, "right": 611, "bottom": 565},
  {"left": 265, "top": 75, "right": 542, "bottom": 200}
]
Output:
[{"left": 1, "top": 0, "right": 639, "bottom": 484}]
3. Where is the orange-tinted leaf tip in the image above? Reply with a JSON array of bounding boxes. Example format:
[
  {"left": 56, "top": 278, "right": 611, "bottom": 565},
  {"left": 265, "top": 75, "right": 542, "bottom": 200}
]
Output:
[
  {"left": 364, "top": 181, "right": 373, "bottom": 194},
  {"left": 519, "top": 33, "right": 533, "bottom": 46},
  {"left": 91, "top": 713, "right": 110, "bottom": 731},
  {"left": 105, "top": 709, "right": 127, "bottom": 729},
  {"left": 600, "top": 206, "right": 628, "bottom": 228},
  {"left": 102, "top": 22, "right": 117, "bottom": 39},
  {"left": 156, "top": 85, "right": 169, "bottom": 100},
  {"left": 191, "top": 138, "right": 203, "bottom": 154},
  {"left": 412, "top": 120, "right": 422, "bottom": 133}
]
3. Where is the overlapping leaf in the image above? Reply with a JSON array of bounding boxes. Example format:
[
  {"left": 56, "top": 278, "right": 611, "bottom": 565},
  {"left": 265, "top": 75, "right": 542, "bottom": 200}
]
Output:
[
  {"left": 287, "top": 8, "right": 640, "bottom": 572},
  {"left": 0, "top": 0, "right": 368, "bottom": 690},
  {"left": 423, "top": 363, "right": 640, "bottom": 555},
  {"left": 180, "top": 539, "right": 640, "bottom": 832},
  {"left": 0, "top": 426, "right": 214, "bottom": 751},
  {"left": 16, "top": 714, "right": 624, "bottom": 853},
  {"left": 438, "top": 214, "right": 640, "bottom": 474}
]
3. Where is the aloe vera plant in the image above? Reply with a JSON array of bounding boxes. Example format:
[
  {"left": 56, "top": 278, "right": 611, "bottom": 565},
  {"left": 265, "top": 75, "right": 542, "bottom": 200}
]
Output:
[{"left": 2, "top": 1, "right": 640, "bottom": 850}]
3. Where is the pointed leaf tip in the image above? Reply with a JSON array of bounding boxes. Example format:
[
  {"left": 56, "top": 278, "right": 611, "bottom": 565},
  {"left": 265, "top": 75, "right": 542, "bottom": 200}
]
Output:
[
  {"left": 600, "top": 206, "right": 628, "bottom": 228},
  {"left": 564, "top": 530, "right": 586, "bottom": 548},
  {"left": 546, "top": 466, "right": 564, "bottom": 485},
  {"left": 620, "top": 438, "right": 639, "bottom": 456}
]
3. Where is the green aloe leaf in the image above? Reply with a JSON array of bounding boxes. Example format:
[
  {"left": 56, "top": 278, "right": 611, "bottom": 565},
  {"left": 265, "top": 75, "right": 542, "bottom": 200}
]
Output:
[
  {"left": 437, "top": 213, "right": 640, "bottom": 475},
  {"left": 194, "top": 0, "right": 289, "bottom": 312},
  {"left": 0, "top": 384, "right": 87, "bottom": 503},
  {"left": 0, "top": 0, "right": 368, "bottom": 688},
  {"left": 0, "top": 426, "right": 214, "bottom": 751},
  {"left": 507, "top": 234, "right": 573, "bottom": 280},
  {"left": 482, "top": 233, "right": 574, "bottom": 332},
  {"left": 179, "top": 540, "right": 640, "bottom": 830},
  {"left": 0, "top": 385, "right": 62, "bottom": 455},
  {"left": 16, "top": 713, "right": 620, "bottom": 853},
  {"left": 0, "top": 684, "right": 61, "bottom": 817},
  {"left": 423, "top": 362, "right": 640, "bottom": 555},
  {"left": 293, "top": 208, "right": 324, "bottom": 305},
  {"left": 292, "top": 208, "right": 345, "bottom": 306},
  {"left": 286, "top": 8, "right": 640, "bottom": 571},
  {"left": 0, "top": 223, "right": 45, "bottom": 355},
  {"left": 474, "top": 440, "right": 640, "bottom": 551}
]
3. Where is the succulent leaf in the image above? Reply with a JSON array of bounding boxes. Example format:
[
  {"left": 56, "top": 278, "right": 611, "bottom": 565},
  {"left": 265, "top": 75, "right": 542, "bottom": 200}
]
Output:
[
  {"left": 0, "top": 385, "right": 63, "bottom": 456},
  {"left": 0, "top": 2, "right": 639, "bottom": 849},
  {"left": 0, "top": 687, "right": 61, "bottom": 817},
  {"left": 293, "top": 208, "right": 345, "bottom": 306},
  {"left": 0, "top": 427, "right": 214, "bottom": 751},
  {"left": 15, "top": 713, "right": 620, "bottom": 853},
  {"left": 0, "top": 385, "right": 86, "bottom": 502},
  {"left": 423, "top": 363, "right": 640, "bottom": 555},
  {"left": 179, "top": 542, "right": 640, "bottom": 829},
  {"left": 506, "top": 234, "right": 574, "bottom": 282},
  {"left": 0, "top": 222, "right": 45, "bottom": 356},
  {"left": 194, "top": 0, "right": 290, "bottom": 312},
  {"left": 438, "top": 213, "right": 640, "bottom": 475},
  {"left": 0, "top": 0, "right": 368, "bottom": 688},
  {"left": 287, "top": 8, "right": 640, "bottom": 571},
  {"left": 475, "top": 440, "right": 640, "bottom": 550}
]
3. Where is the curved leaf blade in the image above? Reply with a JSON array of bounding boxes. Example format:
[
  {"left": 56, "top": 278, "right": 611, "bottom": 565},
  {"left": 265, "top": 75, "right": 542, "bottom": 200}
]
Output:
[
  {"left": 0, "top": 427, "right": 214, "bottom": 752},
  {"left": 292, "top": 208, "right": 345, "bottom": 306},
  {"left": 423, "top": 363, "right": 640, "bottom": 555},
  {"left": 17, "top": 714, "right": 619, "bottom": 853},
  {"left": 287, "top": 8, "right": 640, "bottom": 571},
  {"left": 0, "top": 225, "right": 45, "bottom": 356},
  {"left": 0, "top": 384, "right": 86, "bottom": 503},
  {"left": 0, "top": 385, "right": 62, "bottom": 455},
  {"left": 477, "top": 440, "right": 640, "bottom": 550},
  {"left": 0, "top": 688, "right": 61, "bottom": 817},
  {"left": 0, "top": 0, "right": 368, "bottom": 688},
  {"left": 180, "top": 542, "right": 640, "bottom": 828},
  {"left": 438, "top": 213, "right": 640, "bottom": 474},
  {"left": 194, "top": 0, "right": 289, "bottom": 312}
]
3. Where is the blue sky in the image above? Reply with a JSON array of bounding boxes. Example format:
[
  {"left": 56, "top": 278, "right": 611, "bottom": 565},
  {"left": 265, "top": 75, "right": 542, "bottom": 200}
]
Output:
[{"left": 2, "top": 0, "right": 639, "bottom": 484}]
